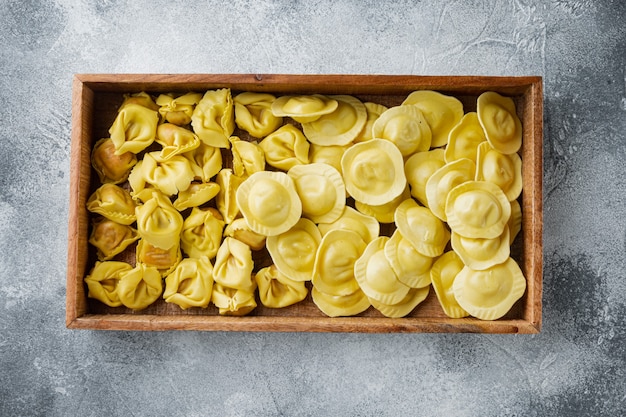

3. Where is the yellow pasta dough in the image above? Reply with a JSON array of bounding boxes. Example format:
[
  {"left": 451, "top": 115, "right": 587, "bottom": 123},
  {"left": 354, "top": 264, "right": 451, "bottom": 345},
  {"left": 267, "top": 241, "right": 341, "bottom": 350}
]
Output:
[
  {"left": 117, "top": 262, "right": 163, "bottom": 310},
  {"left": 163, "top": 257, "right": 214, "bottom": 309},
  {"left": 266, "top": 218, "right": 321, "bottom": 282},
  {"left": 136, "top": 239, "right": 182, "bottom": 277},
  {"left": 452, "top": 257, "right": 526, "bottom": 320},
  {"left": 444, "top": 112, "right": 486, "bottom": 163},
  {"left": 86, "top": 183, "right": 137, "bottom": 225},
  {"left": 236, "top": 170, "right": 302, "bottom": 236},
  {"left": 91, "top": 138, "right": 137, "bottom": 184},
  {"left": 451, "top": 226, "right": 511, "bottom": 271},
  {"left": 109, "top": 103, "right": 159, "bottom": 155},
  {"left": 477, "top": 91, "right": 522, "bottom": 155},
  {"left": 369, "top": 286, "right": 430, "bottom": 318},
  {"left": 354, "top": 102, "right": 388, "bottom": 143},
  {"left": 180, "top": 207, "right": 225, "bottom": 259},
  {"left": 155, "top": 123, "right": 200, "bottom": 160},
  {"left": 184, "top": 142, "right": 223, "bottom": 183},
  {"left": 191, "top": 88, "right": 235, "bottom": 148},
  {"left": 230, "top": 136, "right": 265, "bottom": 178},
  {"left": 172, "top": 182, "right": 220, "bottom": 211},
  {"left": 429, "top": 251, "right": 469, "bottom": 318},
  {"left": 128, "top": 151, "right": 195, "bottom": 197},
  {"left": 354, "top": 186, "right": 410, "bottom": 224},
  {"left": 259, "top": 124, "right": 310, "bottom": 171},
  {"left": 84, "top": 261, "right": 133, "bottom": 307},
  {"left": 211, "top": 283, "right": 257, "bottom": 316},
  {"left": 425, "top": 158, "right": 476, "bottom": 222},
  {"left": 475, "top": 141, "right": 522, "bottom": 201},
  {"left": 341, "top": 139, "right": 406, "bottom": 206},
  {"left": 394, "top": 198, "right": 450, "bottom": 258},
  {"left": 508, "top": 199, "right": 522, "bottom": 244},
  {"left": 445, "top": 180, "right": 511, "bottom": 239},
  {"left": 223, "top": 218, "right": 266, "bottom": 251},
  {"left": 135, "top": 190, "right": 184, "bottom": 250},
  {"left": 404, "top": 148, "right": 446, "bottom": 208},
  {"left": 317, "top": 206, "right": 379, "bottom": 244},
  {"left": 383, "top": 230, "right": 433, "bottom": 289},
  {"left": 215, "top": 168, "right": 244, "bottom": 224},
  {"left": 234, "top": 92, "right": 283, "bottom": 138},
  {"left": 353, "top": 236, "right": 410, "bottom": 305},
  {"left": 255, "top": 265, "right": 308, "bottom": 308},
  {"left": 288, "top": 163, "right": 345, "bottom": 224},
  {"left": 212, "top": 237, "right": 255, "bottom": 291},
  {"left": 308, "top": 143, "right": 350, "bottom": 175},
  {"left": 89, "top": 217, "right": 140, "bottom": 261},
  {"left": 302, "top": 95, "right": 367, "bottom": 146},
  {"left": 156, "top": 92, "right": 203, "bottom": 125},
  {"left": 402, "top": 90, "right": 464, "bottom": 148},
  {"left": 372, "top": 105, "right": 432, "bottom": 156}
]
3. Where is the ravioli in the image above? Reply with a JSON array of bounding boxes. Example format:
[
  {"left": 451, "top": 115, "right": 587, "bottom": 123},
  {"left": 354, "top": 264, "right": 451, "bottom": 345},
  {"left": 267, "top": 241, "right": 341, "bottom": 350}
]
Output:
[
  {"left": 372, "top": 105, "right": 432, "bottom": 156},
  {"left": 444, "top": 112, "right": 486, "bottom": 163},
  {"left": 271, "top": 94, "right": 338, "bottom": 123},
  {"left": 236, "top": 170, "right": 302, "bottom": 236},
  {"left": 445, "top": 180, "right": 511, "bottom": 239},
  {"left": 402, "top": 90, "right": 464, "bottom": 148},
  {"left": 353, "top": 236, "right": 410, "bottom": 305},
  {"left": 383, "top": 230, "right": 432, "bottom": 289},
  {"left": 312, "top": 287, "right": 371, "bottom": 317},
  {"left": 425, "top": 158, "right": 476, "bottom": 221},
  {"left": 288, "top": 163, "right": 345, "bottom": 224},
  {"left": 354, "top": 102, "right": 388, "bottom": 143},
  {"left": 429, "top": 251, "right": 468, "bottom": 318},
  {"left": 355, "top": 186, "right": 410, "bottom": 224},
  {"left": 341, "top": 139, "right": 406, "bottom": 206},
  {"left": 266, "top": 218, "right": 321, "bottom": 282},
  {"left": 317, "top": 206, "right": 379, "bottom": 244},
  {"left": 475, "top": 141, "right": 522, "bottom": 201},
  {"left": 404, "top": 148, "right": 446, "bottom": 207},
  {"left": 394, "top": 199, "right": 450, "bottom": 258},
  {"left": 477, "top": 91, "right": 522, "bottom": 154},
  {"left": 451, "top": 226, "right": 510, "bottom": 271},
  {"left": 302, "top": 95, "right": 367, "bottom": 146},
  {"left": 452, "top": 257, "right": 526, "bottom": 320},
  {"left": 369, "top": 286, "right": 430, "bottom": 318}
]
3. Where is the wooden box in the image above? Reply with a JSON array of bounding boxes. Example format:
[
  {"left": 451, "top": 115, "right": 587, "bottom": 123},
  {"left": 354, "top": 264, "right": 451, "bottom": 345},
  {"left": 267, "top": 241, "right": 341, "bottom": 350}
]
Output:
[{"left": 67, "top": 74, "right": 542, "bottom": 333}]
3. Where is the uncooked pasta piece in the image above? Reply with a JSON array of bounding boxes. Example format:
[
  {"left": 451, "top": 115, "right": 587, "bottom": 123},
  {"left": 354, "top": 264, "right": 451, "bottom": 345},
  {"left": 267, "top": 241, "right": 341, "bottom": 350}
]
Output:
[
  {"left": 508, "top": 200, "right": 522, "bottom": 244},
  {"left": 191, "top": 88, "right": 235, "bottom": 148},
  {"left": 211, "top": 283, "right": 257, "bottom": 316},
  {"left": 156, "top": 92, "right": 202, "bottom": 125},
  {"left": 288, "top": 163, "right": 345, "bottom": 224},
  {"left": 234, "top": 92, "right": 283, "bottom": 138},
  {"left": 394, "top": 199, "right": 450, "bottom": 258},
  {"left": 84, "top": 261, "right": 133, "bottom": 307},
  {"left": 354, "top": 102, "right": 388, "bottom": 143},
  {"left": 212, "top": 237, "right": 255, "bottom": 291},
  {"left": 271, "top": 94, "right": 338, "bottom": 123},
  {"left": 266, "top": 218, "right": 321, "bottom": 282},
  {"left": 308, "top": 143, "right": 349, "bottom": 175},
  {"left": 89, "top": 217, "right": 139, "bottom": 261},
  {"left": 230, "top": 136, "right": 265, "bottom": 178},
  {"left": 259, "top": 124, "right": 310, "bottom": 171},
  {"left": 163, "top": 257, "right": 214, "bottom": 309},
  {"left": 135, "top": 190, "right": 183, "bottom": 250},
  {"left": 302, "top": 95, "right": 367, "bottom": 146},
  {"left": 444, "top": 112, "right": 486, "bottom": 163},
  {"left": 404, "top": 148, "right": 445, "bottom": 208},
  {"left": 155, "top": 123, "right": 200, "bottom": 160},
  {"left": 136, "top": 239, "right": 182, "bottom": 277},
  {"left": 445, "top": 180, "right": 511, "bottom": 239},
  {"left": 341, "top": 139, "right": 406, "bottom": 206},
  {"left": 452, "top": 257, "right": 526, "bottom": 320},
  {"left": 91, "top": 138, "right": 137, "bottom": 184},
  {"left": 354, "top": 186, "right": 410, "bottom": 224},
  {"left": 180, "top": 207, "right": 225, "bottom": 259},
  {"left": 402, "top": 90, "right": 464, "bottom": 148},
  {"left": 475, "top": 141, "right": 522, "bottom": 201},
  {"left": 172, "top": 182, "right": 220, "bottom": 211},
  {"left": 383, "top": 230, "right": 432, "bottom": 289},
  {"left": 184, "top": 142, "right": 223, "bottom": 183},
  {"left": 425, "top": 158, "right": 476, "bottom": 221},
  {"left": 117, "top": 262, "right": 163, "bottom": 310},
  {"left": 372, "top": 105, "right": 432, "bottom": 156},
  {"left": 477, "top": 91, "right": 522, "bottom": 154},
  {"left": 128, "top": 151, "right": 194, "bottom": 197},
  {"left": 451, "top": 226, "right": 511, "bottom": 271},
  {"left": 369, "top": 286, "right": 430, "bottom": 318},
  {"left": 215, "top": 168, "right": 244, "bottom": 224},
  {"left": 317, "top": 206, "right": 379, "bottom": 244},
  {"left": 254, "top": 265, "right": 308, "bottom": 308},
  {"left": 86, "top": 183, "right": 137, "bottom": 225},
  {"left": 109, "top": 103, "right": 159, "bottom": 155},
  {"left": 223, "top": 218, "right": 266, "bottom": 251},
  {"left": 430, "top": 251, "right": 469, "bottom": 318},
  {"left": 236, "top": 171, "right": 302, "bottom": 236},
  {"left": 312, "top": 287, "right": 371, "bottom": 317},
  {"left": 119, "top": 92, "right": 160, "bottom": 112}
]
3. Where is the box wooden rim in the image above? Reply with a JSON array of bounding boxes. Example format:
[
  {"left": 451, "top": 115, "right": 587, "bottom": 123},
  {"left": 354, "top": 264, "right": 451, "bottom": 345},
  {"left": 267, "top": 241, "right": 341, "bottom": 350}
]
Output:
[{"left": 67, "top": 74, "right": 543, "bottom": 333}]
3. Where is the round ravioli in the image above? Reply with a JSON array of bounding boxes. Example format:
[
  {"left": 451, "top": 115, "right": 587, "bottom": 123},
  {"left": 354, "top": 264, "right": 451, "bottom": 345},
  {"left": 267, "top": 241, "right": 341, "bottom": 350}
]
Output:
[
  {"left": 384, "top": 230, "right": 433, "bottom": 288},
  {"left": 394, "top": 199, "right": 450, "bottom": 258},
  {"left": 266, "top": 218, "right": 322, "bottom": 282},
  {"left": 372, "top": 105, "right": 432, "bottom": 156},
  {"left": 451, "top": 226, "right": 511, "bottom": 271},
  {"left": 355, "top": 186, "right": 411, "bottom": 224},
  {"left": 452, "top": 257, "right": 526, "bottom": 320},
  {"left": 477, "top": 91, "right": 522, "bottom": 154},
  {"left": 288, "top": 163, "right": 345, "bottom": 224},
  {"left": 302, "top": 95, "right": 367, "bottom": 146},
  {"left": 236, "top": 170, "right": 302, "bottom": 236},
  {"left": 445, "top": 180, "right": 511, "bottom": 239},
  {"left": 444, "top": 112, "right": 486, "bottom": 163},
  {"left": 341, "top": 139, "right": 406, "bottom": 206},
  {"left": 369, "top": 286, "right": 430, "bottom": 318},
  {"left": 271, "top": 94, "right": 338, "bottom": 123},
  {"left": 354, "top": 236, "right": 410, "bottom": 305},
  {"left": 354, "top": 102, "right": 388, "bottom": 143},
  {"left": 402, "top": 90, "right": 464, "bottom": 148},
  {"left": 308, "top": 143, "right": 350, "bottom": 175},
  {"left": 311, "top": 229, "right": 366, "bottom": 296},
  {"left": 430, "top": 251, "right": 468, "bottom": 318},
  {"left": 317, "top": 206, "right": 380, "bottom": 244},
  {"left": 475, "top": 141, "right": 522, "bottom": 201},
  {"left": 312, "top": 287, "right": 371, "bottom": 317},
  {"left": 404, "top": 148, "right": 446, "bottom": 207},
  {"left": 425, "top": 158, "right": 476, "bottom": 221}
]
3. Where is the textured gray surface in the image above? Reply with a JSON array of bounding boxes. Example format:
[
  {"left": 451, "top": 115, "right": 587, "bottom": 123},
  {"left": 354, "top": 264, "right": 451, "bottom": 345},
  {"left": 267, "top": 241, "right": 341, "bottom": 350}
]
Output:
[{"left": 0, "top": 0, "right": 625, "bottom": 415}]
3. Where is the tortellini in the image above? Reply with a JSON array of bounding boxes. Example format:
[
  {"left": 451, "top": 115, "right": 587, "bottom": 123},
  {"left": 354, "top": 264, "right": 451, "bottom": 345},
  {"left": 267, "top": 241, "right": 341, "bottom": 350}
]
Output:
[
  {"left": 84, "top": 261, "right": 133, "bottom": 307},
  {"left": 230, "top": 136, "right": 265, "bottom": 178},
  {"left": 180, "top": 207, "right": 225, "bottom": 259},
  {"left": 135, "top": 190, "right": 184, "bottom": 250},
  {"left": 91, "top": 138, "right": 137, "bottom": 184},
  {"left": 156, "top": 92, "right": 203, "bottom": 125},
  {"left": 155, "top": 123, "right": 200, "bottom": 160},
  {"left": 212, "top": 237, "right": 255, "bottom": 291},
  {"left": 259, "top": 124, "right": 310, "bottom": 171},
  {"left": 86, "top": 183, "right": 137, "bottom": 225},
  {"left": 116, "top": 262, "right": 163, "bottom": 310},
  {"left": 255, "top": 265, "right": 308, "bottom": 308},
  {"left": 211, "top": 283, "right": 257, "bottom": 316},
  {"left": 89, "top": 217, "right": 139, "bottom": 261},
  {"left": 234, "top": 92, "right": 283, "bottom": 138},
  {"left": 191, "top": 88, "right": 235, "bottom": 148},
  {"left": 109, "top": 103, "right": 159, "bottom": 155},
  {"left": 128, "top": 151, "right": 195, "bottom": 197},
  {"left": 136, "top": 239, "right": 182, "bottom": 276},
  {"left": 163, "top": 257, "right": 214, "bottom": 309}
]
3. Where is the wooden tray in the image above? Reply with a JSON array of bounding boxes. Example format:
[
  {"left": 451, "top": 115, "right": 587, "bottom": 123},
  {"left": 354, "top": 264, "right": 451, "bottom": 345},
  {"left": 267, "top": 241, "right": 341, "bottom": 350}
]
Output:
[{"left": 66, "top": 74, "right": 543, "bottom": 333}]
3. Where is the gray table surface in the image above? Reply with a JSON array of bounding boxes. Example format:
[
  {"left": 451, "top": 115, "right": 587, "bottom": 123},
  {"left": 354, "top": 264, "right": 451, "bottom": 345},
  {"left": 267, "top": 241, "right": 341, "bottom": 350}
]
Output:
[{"left": 1, "top": 1, "right": 625, "bottom": 416}]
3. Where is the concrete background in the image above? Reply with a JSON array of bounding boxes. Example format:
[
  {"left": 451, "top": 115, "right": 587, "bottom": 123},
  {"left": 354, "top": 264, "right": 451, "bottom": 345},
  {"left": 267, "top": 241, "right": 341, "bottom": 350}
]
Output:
[{"left": 1, "top": 0, "right": 625, "bottom": 415}]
